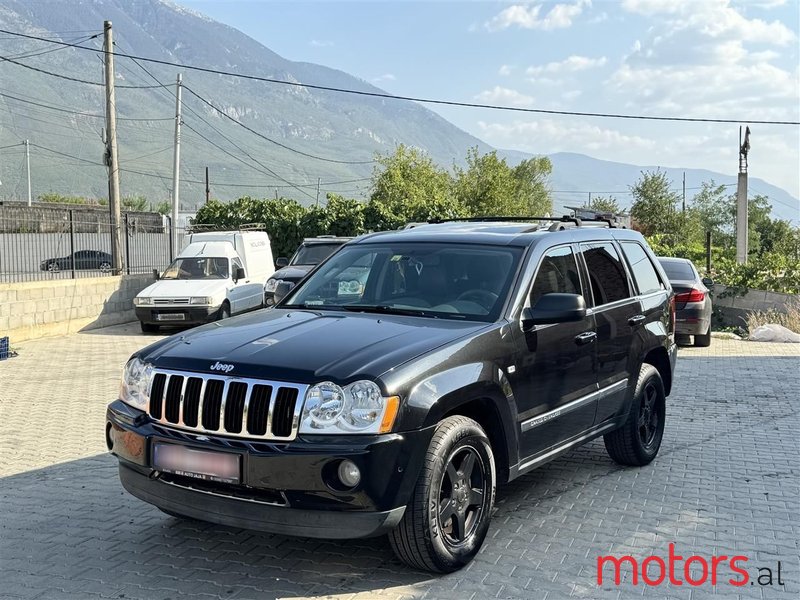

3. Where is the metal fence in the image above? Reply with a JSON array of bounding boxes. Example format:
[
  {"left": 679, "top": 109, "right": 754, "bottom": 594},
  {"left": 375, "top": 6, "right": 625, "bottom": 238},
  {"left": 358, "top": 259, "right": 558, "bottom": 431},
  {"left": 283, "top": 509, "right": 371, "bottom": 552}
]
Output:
[{"left": 0, "top": 211, "right": 186, "bottom": 283}]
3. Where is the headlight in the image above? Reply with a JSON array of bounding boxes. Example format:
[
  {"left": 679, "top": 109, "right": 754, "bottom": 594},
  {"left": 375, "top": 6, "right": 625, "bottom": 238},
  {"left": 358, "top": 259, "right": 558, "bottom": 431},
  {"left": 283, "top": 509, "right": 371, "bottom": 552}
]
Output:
[
  {"left": 265, "top": 278, "right": 281, "bottom": 292},
  {"left": 190, "top": 296, "right": 212, "bottom": 305},
  {"left": 119, "top": 357, "right": 153, "bottom": 411},
  {"left": 134, "top": 296, "right": 153, "bottom": 306},
  {"left": 299, "top": 380, "right": 400, "bottom": 434}
]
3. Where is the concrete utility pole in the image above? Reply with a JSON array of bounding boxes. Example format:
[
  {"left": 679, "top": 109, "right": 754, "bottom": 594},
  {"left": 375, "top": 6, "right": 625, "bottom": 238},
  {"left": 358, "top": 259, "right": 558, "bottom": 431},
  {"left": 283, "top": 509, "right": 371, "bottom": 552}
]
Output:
[
  {"left": 316, "top": 177, "right": 321, "bottom": 206},
  {"left": 171, "top": 73, "right": 183, "bottom": 252},
  {"left": 24, "top": 139, "right": 31, "bottom": 207},
  {"left": 104, "top": 21, "right": 123, "bottom": 274},
  {"left": 735, "top": 126, "right": 751, "bottom": 264},
  {"left": 682, "top": 171, "right": 686, "bottom": 215},
  {"left": 205, "top": 166, "right": 210, "bottom": 204}
]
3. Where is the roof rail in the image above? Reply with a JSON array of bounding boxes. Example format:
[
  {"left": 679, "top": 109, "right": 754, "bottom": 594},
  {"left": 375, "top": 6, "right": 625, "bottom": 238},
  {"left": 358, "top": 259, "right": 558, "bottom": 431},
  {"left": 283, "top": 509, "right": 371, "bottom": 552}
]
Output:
[
  {"left": 186, "top": 222, "right": 266, "bottom": 232},
  {"left": 426, "top": 215, "right": 625, "bottom": 229}
]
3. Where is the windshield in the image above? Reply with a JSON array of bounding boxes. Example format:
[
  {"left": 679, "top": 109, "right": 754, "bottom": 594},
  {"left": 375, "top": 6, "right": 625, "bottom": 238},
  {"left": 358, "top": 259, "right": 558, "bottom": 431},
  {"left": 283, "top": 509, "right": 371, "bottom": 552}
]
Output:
[
  {"left": 283, "top": 242, "right": 523, "bottom": 321},
  {"left": 658, "top": 260, "right": 696, "bottom": 281},
  {"left": 161, "top": 257, "right": 230, "bottom": 280},
  {"left": 291, "top": 242, "right": 343, "bottom": 265}
]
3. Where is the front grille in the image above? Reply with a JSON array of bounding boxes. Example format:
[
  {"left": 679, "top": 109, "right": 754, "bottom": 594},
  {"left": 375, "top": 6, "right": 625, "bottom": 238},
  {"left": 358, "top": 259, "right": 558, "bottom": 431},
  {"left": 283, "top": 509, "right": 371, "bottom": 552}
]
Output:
[
  {"left": 147, "top": 369, "right": 305, "bottom": 441},
  {"left": 154, "top": 298, "right": 190, "bottom": 305}
]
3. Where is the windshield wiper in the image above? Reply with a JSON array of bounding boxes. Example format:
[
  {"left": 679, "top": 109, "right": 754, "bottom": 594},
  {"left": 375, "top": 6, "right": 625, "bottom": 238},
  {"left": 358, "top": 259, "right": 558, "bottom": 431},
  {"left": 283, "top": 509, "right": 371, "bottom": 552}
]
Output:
[
  {"left": 281, "top": 303, "right": 339, "bottom": 311},
  {"left": 339, "top": 304, "right": 428, "bottom": 316}
]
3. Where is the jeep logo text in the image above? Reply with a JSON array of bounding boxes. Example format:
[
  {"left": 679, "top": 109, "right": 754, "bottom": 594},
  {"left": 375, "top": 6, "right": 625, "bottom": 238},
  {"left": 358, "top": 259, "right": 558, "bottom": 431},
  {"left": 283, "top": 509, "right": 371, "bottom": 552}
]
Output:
[{"left": 209, "top": 361, "right": 235, "bottom": 373}]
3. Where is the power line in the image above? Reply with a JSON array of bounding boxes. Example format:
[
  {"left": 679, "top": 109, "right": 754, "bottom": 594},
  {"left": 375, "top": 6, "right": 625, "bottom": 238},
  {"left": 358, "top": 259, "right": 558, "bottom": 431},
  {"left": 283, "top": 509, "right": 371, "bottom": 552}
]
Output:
[
  {"left": 1, "top": 33, "right": 100, "bottom": 60},
  {"left": 184, "top": 86, "right": 375, "bottom": 165},
  {"left": 1, "top": 28, "right": 797, "bottom": 126},
  {"left": 0, "top": 90, "right": 173, "bottom": 121}
]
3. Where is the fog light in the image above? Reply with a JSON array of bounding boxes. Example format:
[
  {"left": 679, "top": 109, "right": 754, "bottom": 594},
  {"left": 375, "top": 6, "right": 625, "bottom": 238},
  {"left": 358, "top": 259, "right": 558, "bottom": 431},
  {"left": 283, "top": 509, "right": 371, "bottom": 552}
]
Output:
[{"left": 337, "top": 459, "right": 361, "bottom": 488}]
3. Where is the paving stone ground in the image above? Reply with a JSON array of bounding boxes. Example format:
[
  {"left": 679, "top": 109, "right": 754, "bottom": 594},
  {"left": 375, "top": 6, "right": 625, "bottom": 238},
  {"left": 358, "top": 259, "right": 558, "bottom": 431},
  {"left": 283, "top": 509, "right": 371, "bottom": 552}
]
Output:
[{"left": 1, "top": 323, "right": 798, "bottom": 600}]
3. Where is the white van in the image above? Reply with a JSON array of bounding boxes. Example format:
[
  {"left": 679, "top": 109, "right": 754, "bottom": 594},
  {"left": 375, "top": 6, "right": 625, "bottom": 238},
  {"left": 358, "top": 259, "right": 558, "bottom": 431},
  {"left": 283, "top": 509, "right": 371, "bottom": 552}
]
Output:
[{"left": 134, "top": 231, "right": 274, "bottom": 332}]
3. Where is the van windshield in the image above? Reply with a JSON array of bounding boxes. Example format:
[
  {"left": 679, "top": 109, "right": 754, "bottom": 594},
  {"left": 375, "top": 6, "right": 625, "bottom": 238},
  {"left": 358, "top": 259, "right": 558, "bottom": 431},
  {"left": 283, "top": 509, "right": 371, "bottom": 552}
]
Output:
[{"left": 161, "top": 257, "right": 230, "bottom": 280}]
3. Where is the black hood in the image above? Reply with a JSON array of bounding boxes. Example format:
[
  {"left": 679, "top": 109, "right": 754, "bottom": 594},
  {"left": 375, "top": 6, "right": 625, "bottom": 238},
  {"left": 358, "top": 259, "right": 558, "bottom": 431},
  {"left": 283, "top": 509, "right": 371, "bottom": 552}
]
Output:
[
  {"left": 138, "top": 308, "right": 489, "bottom": 384},
  {"left": 270, "top": 265, "right": 313, "bottom": 282}
]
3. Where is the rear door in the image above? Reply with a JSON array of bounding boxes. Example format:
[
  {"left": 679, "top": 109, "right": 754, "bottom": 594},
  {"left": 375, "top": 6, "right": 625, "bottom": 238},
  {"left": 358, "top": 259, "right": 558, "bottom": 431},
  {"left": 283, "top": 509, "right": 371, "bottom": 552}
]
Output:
[
  {"left": 511, "top": 245, "right": 598, "bottom": 458},
  {"left": 577, "top": 242, "right": 640, "bottom": 424}
]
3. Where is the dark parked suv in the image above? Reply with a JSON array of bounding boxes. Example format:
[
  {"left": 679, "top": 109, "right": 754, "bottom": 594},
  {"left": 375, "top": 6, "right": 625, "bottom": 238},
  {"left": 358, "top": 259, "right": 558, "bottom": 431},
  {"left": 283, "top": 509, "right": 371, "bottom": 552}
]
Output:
[{"left": 107, "top": 217, "right": 677, "bottom": 573}]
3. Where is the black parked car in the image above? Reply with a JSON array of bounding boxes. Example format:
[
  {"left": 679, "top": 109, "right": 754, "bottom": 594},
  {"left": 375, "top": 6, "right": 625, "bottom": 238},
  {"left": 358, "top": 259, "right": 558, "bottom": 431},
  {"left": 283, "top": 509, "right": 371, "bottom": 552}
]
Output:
[
  {"left": 657, "top": 257, "right": 713, "bottom": 347},
  {"left": 41, "top": 250, "right": 113, "bottom": 273},
  {"left": 108, "top": 217, "right": 677, "bottom": 573},
  {"left": 264, "top": 236, "right": 353, "bottom": 305}
]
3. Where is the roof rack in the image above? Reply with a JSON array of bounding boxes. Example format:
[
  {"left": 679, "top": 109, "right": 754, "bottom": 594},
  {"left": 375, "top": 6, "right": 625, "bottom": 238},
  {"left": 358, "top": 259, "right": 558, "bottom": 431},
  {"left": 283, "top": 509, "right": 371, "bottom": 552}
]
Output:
[
  {"left": 186, "top": 222, "right": 266, "bottom": 232},
  {"left": 426, "top": 215, "right": 625, "bottom": 229}
]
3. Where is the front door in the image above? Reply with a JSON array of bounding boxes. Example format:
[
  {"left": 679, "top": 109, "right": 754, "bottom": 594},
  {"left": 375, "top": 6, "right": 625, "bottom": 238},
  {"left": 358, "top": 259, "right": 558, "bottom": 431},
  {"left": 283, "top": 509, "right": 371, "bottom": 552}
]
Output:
[{"left": 510, "top": 245, "right": 598, "bottom": 459}]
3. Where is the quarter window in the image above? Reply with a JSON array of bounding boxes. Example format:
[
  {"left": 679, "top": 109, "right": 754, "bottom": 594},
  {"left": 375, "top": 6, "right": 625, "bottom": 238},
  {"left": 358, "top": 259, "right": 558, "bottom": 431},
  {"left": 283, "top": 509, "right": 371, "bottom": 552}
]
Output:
[
  {"left": 620, "top": 242, "right": 664, "bottom": 295},
  {"left": 529, "top": 246, "right": 582, "bottom": 306},
  {"left": 580, "top": 243, "right": 631, "bottom": 305}
]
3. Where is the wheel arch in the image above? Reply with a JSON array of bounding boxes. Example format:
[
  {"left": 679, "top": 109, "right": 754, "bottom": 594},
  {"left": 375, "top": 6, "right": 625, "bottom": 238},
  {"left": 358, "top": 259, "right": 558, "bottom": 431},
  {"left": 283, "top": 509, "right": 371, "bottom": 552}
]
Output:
[{"left": 642, "top": 346, "right": 672, "bottom": 396}]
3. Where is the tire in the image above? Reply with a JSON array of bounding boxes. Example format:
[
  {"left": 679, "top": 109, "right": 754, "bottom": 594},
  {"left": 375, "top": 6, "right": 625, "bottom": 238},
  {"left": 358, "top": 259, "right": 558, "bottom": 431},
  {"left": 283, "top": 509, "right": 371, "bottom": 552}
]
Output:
[
  {"left": 675, "top": 333, "right": 691, "bottom": 346},
  {"left": 389, "top": 415, "right": 495, "bottom": 573},
  {"left": 603, "top": 363, "right": 666, "bottom": 467},
  {"left": 47, "top": 262, "right": 60, "bottom": 273},
  {"left": 217, "top": 302, "right": 231, "bottom": 321},
  {"left": 694, "top": 327, "right": 712, "bottom": 347},
  {"left": 140, "top": 322, "right": 159, "bottom": 333},
  {"left": 99, "top": 261, "right": 112, "bottom": 274}
]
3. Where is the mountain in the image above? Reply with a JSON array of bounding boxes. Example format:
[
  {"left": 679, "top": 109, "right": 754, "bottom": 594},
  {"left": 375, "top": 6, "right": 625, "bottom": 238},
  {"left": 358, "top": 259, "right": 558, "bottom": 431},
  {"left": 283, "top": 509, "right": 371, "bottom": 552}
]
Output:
[{"left": 0, "top": 0, "right": 797, "bottom": 224}]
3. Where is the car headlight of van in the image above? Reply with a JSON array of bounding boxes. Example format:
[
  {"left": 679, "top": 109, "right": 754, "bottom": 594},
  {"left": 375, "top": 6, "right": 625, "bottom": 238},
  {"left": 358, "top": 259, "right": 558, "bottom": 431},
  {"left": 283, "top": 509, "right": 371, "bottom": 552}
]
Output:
[
  {"left": 299, "top": 380, "right": 400, "bottom": 434},
  {"left": 190, "top": 296, "right": 212, "bottom": 305},
  {"left": 134, "top": 297, "right": 153, "bottom": 306},
  {"left": 119, "top": 357, "right": 154, "bottom": 411},
  {"left": 265, "top": 278, "right": 280, "bottom": 292}
]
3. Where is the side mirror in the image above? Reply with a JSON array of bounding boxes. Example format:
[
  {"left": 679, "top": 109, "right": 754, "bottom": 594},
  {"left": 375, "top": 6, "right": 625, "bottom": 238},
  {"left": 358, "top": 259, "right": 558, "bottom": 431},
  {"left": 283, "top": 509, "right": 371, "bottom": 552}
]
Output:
[
  {"left": 522, "top": 293, "right": 587, "bottom": 330},
  {"left": 276, "top": 257, "right": 289, "bottom": 268},
  {"left": 274, "top": 280, "right": 295, "bottom": 304},
  {"left": 701, "top": 277, "right": 714, "bottom": 287},
  {"left": 233, "top": 266, "right": 246, "bottom": 282},
  {"left": 152, "top": 268, "right": 160, "bottom": 280}
]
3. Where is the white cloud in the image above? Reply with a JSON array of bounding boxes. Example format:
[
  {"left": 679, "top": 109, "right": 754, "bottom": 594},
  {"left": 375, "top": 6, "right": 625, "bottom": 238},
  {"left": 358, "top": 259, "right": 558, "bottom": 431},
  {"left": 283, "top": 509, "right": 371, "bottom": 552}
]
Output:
[
  {"left": 498, "top": 64, "right": 513, "bottom": 76},
  {"left": 474, "top": 86, "right": 536, "bottom": 107},
  {"left": 478, "top": 119, "right": 656, "bottom": 152},
  {"left": 372, "top": 73, "right": 396, "bottom": 83},
  {"left": 485, "top": 0, "right": 591, "bottom": 32},
  {"left": 527, "top": 55, "right": 608, "bottom": 75},
  {"left": 310, "top": 39, "right": 334, "bottom": 47}
]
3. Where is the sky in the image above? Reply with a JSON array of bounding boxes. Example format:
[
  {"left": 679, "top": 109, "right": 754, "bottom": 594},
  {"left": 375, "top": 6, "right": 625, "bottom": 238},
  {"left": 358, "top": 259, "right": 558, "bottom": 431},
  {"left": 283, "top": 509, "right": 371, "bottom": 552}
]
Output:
[{"left": 181, "top": 0, "right": 800, "bottom": 199}]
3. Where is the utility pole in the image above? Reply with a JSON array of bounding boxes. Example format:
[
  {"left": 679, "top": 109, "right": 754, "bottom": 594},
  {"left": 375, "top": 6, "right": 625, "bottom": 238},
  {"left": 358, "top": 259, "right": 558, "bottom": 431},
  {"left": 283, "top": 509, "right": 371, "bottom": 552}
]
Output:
[
  {"left": 205, "top": 166, "right": 210, "bottom": 204},
  {"left": 171, "top": 73, "right": 182, "bottom": 252},
  {"left": 316, "top": 177, "right": 321, "bottom": 207},
  {"left": 24, "top": 139, "right": 31, "bottom": 207},
  {"left": 104, "top": 21, "right": 123, "bottom": 274},
  {"left": 735, "top": 126, "right": 750, "bottom": 264},
  {"left": 682, "top": 171, "right": 686, "bottom": 215}
]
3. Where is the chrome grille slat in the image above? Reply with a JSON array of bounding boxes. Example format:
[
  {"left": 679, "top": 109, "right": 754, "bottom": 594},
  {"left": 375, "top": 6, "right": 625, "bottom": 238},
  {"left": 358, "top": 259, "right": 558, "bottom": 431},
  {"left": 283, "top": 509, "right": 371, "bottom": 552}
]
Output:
[{"left": 147, "top": 368, "right": 307, "bottom": 441}]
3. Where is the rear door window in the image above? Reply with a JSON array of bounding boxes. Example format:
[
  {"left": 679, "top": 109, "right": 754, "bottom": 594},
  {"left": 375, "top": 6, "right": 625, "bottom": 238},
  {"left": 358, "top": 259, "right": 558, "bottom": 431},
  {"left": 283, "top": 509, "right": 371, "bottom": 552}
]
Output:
[
  {"left": 579, "top": 242, "right": 631, "bottom": 306},
  {"left": 620, "top": 242, "right": 664, "bottom": 295}
]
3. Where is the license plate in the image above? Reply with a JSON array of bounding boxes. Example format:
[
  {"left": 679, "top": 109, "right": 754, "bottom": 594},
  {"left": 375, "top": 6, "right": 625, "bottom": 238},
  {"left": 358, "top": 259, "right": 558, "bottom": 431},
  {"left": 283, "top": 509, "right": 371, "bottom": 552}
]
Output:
[
  {"left": 153, "top": 443, "right": 240, "bottom": 484},
  {"left": 155, "top": 313, "right": 185, "bottom": 321}
]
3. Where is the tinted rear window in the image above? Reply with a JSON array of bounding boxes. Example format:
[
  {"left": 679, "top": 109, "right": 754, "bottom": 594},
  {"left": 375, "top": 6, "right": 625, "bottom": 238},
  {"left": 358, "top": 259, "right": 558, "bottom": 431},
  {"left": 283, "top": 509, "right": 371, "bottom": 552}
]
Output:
[{"left": 659, "top": 260, "right": 695, "bottom": 281}]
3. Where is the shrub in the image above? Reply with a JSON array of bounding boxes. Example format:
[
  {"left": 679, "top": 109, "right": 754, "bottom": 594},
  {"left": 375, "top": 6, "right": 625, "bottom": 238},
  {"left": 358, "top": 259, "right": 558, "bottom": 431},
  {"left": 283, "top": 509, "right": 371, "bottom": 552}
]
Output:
[{"left": 744, "top": 297, "right": 800, "bottom": 335}]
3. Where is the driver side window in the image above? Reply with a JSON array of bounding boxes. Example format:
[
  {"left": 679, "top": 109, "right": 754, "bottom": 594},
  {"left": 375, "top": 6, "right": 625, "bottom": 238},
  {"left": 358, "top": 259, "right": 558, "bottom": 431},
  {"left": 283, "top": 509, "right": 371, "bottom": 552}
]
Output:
[{"left": 529, "top": 246, "right": 581, "bottom": 307}]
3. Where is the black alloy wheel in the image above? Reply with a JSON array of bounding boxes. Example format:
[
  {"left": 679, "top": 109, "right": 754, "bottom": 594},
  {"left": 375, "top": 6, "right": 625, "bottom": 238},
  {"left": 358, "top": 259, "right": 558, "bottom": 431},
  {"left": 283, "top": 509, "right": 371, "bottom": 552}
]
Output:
[
  {"left": 638, "top": 382, "right": 660, "bottom": 449},
  {"left": 437, "top": 445, "right": 487, "bottom": 547}
]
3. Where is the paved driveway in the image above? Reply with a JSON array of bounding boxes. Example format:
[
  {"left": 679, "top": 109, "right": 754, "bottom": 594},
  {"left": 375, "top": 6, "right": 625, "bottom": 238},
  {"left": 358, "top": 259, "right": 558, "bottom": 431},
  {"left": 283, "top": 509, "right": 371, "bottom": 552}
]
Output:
[{"left": 1, "top": 324, "right": 798, "bottom": 600}]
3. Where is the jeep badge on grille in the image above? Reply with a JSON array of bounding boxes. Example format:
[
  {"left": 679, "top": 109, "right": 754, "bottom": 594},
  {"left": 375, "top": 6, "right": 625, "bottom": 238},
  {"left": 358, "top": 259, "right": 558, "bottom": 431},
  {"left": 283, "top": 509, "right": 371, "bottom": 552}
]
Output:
[{"left": 209, "top": 362, "right": 235, "bottom": 373}]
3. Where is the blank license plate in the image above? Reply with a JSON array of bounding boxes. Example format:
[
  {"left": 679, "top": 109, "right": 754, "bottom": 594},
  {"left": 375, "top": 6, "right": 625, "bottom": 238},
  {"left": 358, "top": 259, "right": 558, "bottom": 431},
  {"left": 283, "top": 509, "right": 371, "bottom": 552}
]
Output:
[
  {"left": 155, "top": 313, "right": 185, "bottom": 321},
  {"left": 153, "top": 443, "right": 240, "bottom": 484}
]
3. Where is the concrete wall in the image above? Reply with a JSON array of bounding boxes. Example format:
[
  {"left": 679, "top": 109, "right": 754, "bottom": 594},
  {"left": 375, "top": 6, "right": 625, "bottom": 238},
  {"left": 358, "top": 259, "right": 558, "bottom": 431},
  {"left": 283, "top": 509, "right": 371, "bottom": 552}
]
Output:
[
  {"left": 0, "top": 274, "right": 153, "bottom": 342},
  {"left": 711, "top": 284, "right": 797, "bottom": 327}
]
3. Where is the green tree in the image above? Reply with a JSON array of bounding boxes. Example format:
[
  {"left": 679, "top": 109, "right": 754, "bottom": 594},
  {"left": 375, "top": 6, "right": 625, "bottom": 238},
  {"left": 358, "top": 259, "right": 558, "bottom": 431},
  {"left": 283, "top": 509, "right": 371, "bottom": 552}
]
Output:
[
  {"left": 122, "top": 195, "right": 149, "bottom": 211},
  {"left": 150, "top": 200, "right": 171, "bottom": 216},
  {"left": 689, "top": 180, "right": 731, "bottom": 239},
  {"left": 367, "top": 145, "right": 461, "bottom": 229},
  {"left": 454, "top": 147, "right": 552, "bottom": 216},
  {"left": 629, "top": 170, "right": 681, "bottom": 237},
  {"left": 587, "top": 195, "right": 624, "bottom": 214}
]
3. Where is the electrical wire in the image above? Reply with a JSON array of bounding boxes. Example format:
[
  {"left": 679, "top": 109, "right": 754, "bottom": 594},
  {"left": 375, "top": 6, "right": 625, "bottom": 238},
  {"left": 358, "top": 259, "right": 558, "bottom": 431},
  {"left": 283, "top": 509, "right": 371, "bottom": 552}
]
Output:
[
  {"left": 0, "top": 28, "right": 797, "bottom": 126},
  {"left": 0, "top": 90, "right": 173, "bottom": 121}
]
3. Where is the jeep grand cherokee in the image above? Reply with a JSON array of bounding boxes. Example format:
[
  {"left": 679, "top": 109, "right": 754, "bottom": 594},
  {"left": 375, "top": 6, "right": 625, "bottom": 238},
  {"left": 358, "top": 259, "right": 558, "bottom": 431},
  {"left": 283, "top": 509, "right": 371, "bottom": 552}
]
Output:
[{"left": 107, "top": 217, "right": 677, "bottom": 573}]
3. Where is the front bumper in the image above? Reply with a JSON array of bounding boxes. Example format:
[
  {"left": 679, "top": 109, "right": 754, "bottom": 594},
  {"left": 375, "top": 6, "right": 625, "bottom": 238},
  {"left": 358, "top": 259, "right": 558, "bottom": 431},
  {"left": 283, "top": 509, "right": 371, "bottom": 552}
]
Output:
[
  {"left": 106, "top": 400, "right": 431, "bottom": 538},
  {"left": 135, "top": 306, "right": 219, "bottom": 326}
]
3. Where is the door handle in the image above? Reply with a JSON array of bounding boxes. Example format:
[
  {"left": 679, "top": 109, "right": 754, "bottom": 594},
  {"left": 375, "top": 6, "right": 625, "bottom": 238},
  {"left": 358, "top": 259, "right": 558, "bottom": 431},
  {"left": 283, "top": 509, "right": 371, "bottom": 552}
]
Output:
[
  {"left": 574, "top": 331, "right": 597, "bottom": 345},
  {"left": 628, "top": 314, "right": 646, "bottom": 327}
]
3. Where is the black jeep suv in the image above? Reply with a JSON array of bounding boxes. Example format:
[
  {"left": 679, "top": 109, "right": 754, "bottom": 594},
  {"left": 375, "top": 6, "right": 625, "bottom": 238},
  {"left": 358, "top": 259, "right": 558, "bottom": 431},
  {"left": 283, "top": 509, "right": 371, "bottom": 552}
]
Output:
[{"left": 107, "top": 218, "right": 677, "bottom": 573}]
